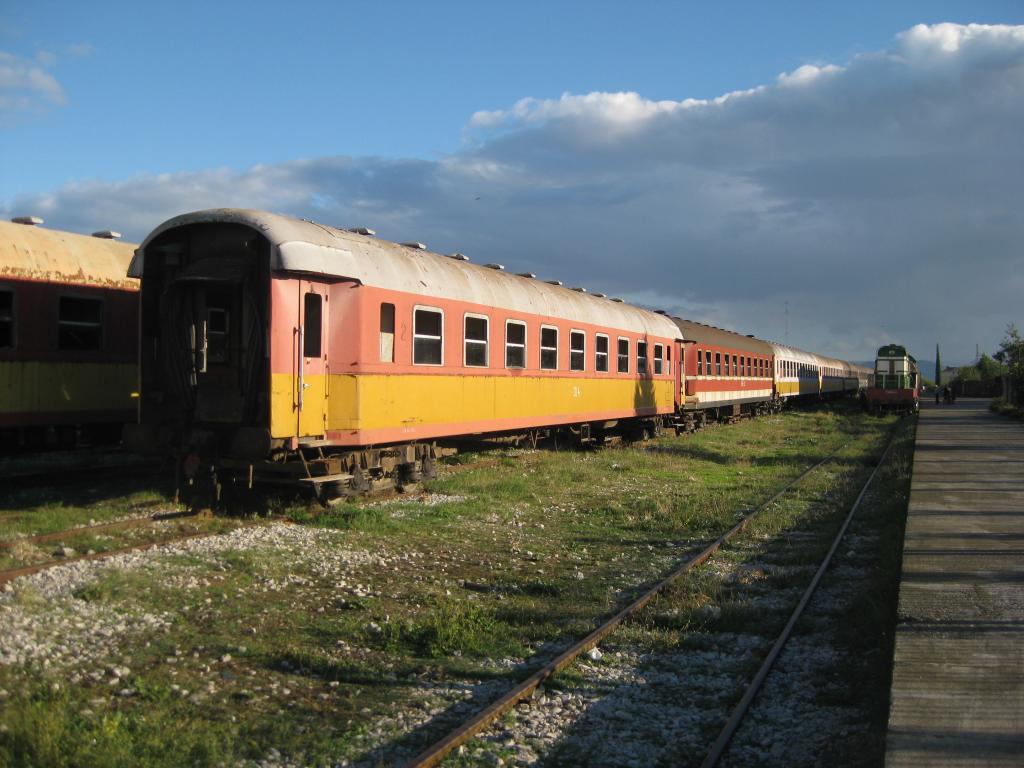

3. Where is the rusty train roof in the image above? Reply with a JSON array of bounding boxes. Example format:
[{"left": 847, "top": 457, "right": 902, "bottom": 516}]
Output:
[
  {"left": 133, "top": 208, "right": 682, "bottom": 339},
  {"left": 0, "top": 220, "right": 138, "bottom": 291},
  {"left": 670, "top": 318, "right": 775, "bottom": 356}
]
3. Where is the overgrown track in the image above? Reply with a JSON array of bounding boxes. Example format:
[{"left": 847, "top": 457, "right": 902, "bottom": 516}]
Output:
[
  {"left": 699, "top": 430, "right": 898, "bottom": 767},
  {"left": 0, "top": 515, "right": 275, "bottom": 588},
  {"left": 0, "top": 509, "right": 197, "bottom": 550},
  {"left": 407, "top": 422, "right": 901, "bottom": 768}
]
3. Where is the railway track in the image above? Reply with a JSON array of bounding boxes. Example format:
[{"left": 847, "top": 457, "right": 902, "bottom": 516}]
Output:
[
  {"left": 0, "top": 508, "right": 196, "bottom": 550},
  {"left": 406, "top": 425, "right": 901, "bottom": 767},
  {"left": 0, "top": 512, "right": 268, "bottom": 589}
]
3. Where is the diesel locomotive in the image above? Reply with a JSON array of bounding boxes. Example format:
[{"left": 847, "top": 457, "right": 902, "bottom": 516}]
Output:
[{"left": 865, "top": 344, "right": 920, "bottom": 414}]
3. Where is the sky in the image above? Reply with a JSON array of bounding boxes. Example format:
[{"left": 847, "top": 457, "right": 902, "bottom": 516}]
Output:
[{"left": 2, "top": 1, "right": 1023, "bottom": 365}]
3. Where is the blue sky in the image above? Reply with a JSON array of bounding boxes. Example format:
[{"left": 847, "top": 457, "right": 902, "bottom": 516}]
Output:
[
  {"left": 4, "top": 0, "right": 1018, "bottom": 199},
  {"left": 2, "top": 2, "right": 1023, "bottom": 363}
]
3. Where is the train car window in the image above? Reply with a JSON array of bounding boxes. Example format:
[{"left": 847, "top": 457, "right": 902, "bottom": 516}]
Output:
[
  {"left": 715, "top": 351, "right": 721, "bottom": 376},
  {"left": 540, "top": 326, "right": 558, "bottom": 370},
  {"left": 379, "top": 303, "right": 395, "bottom": 362},
  {"left": 303, "top": 293, "right": 322, "bottom": 358},
  {"left": 696, "top": 348, "right": 703, "bottom": 376},
  {"left": 637, "top": 341, "right": 648, "bottom": 375},
  {"left": 57, "top": 296, "right": 103, "bottom": 351},
  {"left": 617, "top": 338, "right": 630, "bottom": 373},
  {"left": 0, "top": 289, "right": 13, "bottom": 349},
  {"left": 732, "top": 354, "right": 738, "bottom": 377},
  {"left": 570, "top": 330, "right": 585, "bottom": 371},
  {"left": 706, "top": 350, "right": 713, "bottom": 376},
  {"left": 595, "top": 334, "right": 609, "bottom": 372},
  {"left": 413, "top": 307, "right": 443, "bottom": 365},
  {"left": 505, "top": 320, "right": 526, "bottom": 368},
  {"left": 208, "top": 305, "right": 231, "bottom": 364},
  {"left": 464, "top": 315, "right": 488, "bottom": 367},
  {"left": 653, "top": 344, "right": 664, "bottom": 375}
]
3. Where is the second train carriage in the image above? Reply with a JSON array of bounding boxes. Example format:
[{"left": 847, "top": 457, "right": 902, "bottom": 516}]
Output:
[
  {"left": 124, "top": 208, "right": 682, "bottom": 497},
  {"left": 672, "top": 319, "right": 775, "bottom": 426},
  {"left": 0, "top": 218, "right": 138, "bottom": 449}
]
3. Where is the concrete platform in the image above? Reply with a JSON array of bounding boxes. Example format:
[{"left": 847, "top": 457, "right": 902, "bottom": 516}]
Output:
[{"left": 886, "top": 398, "right": 1024, "bottom": 767}]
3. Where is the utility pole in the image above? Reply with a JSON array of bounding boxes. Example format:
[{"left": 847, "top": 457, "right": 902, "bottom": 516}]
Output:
[{"left": 784, "top": 301, "right": 789, "bottom": 345}]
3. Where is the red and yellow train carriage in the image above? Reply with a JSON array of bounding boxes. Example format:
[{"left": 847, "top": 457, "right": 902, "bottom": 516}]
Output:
[
  {"left": 672, "top": 319, "right": 775, "bottom": 426},
  {"left": 126, "top": 209, "right": 681, "bottom": 498},
  {"left": 0, "top": 218, "right": 138, "bottom": 449}
]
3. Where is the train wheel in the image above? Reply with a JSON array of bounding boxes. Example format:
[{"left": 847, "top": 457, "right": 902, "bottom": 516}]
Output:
[{"left": 421, "top": 455, "right": 437, "bottom": 480}]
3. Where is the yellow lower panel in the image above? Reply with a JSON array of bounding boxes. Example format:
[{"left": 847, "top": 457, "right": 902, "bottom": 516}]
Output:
[
  {"left": 0, "top": 361, "right": 135, "bottom": 415},
  {"left": 270, "top": 373, "right": 673, "bottom": 438}
]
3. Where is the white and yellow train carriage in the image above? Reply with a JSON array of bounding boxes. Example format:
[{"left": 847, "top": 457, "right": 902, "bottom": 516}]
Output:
[
  {"left": 769, "top": 342, "right": 869, "bottom": 401},
  {"left": 769, "top": 342, "right": 825, "bottom": 399}
]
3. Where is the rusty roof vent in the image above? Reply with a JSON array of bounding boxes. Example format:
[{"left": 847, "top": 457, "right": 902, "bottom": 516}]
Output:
[
  {"left": 92, "top": 230, "right": 122, "bottom": 239},
  {"left": 611, "top": 298, "right": 624, "bottom": 303},
  {"left": 571, "top": 286, "right": 587, "bottom": 293},
  {"left": 401, "top": 241, "right": 426, "bottom": 250},
  {"left": 546, "top": 280, "right": 563, "bottom": 286},
  {"left": 592, "top": 292, "right": 607, "bottom": 298},
  {"left": 447, "top": 252, "right": 469, "bottom": 261},
  {"left": 517, "top": 272, "right": 536, "bottom": 278},
  {"left": 348, "top": 227, "right": 376, "bottom": 236},
  {"left": 484, "top": 263, "right": 505, "bottom": 270},
  {"left": 12, "top": 216, "right": 43, "bottom": 226}
]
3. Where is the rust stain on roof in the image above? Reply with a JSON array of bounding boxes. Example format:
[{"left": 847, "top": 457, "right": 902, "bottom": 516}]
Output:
[{"left": 0, "top": 221, "right": 138, "bottom": 291}]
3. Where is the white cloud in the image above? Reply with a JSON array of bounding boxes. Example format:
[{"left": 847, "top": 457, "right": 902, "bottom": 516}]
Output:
[
  {"left": 3, "top": 23, "right": 1023, "bottom": 363},
  {"left": 0, "top": 50, "right": 67, "bottom": 112},
  {"left": 67, "top": 43, "right": 93, "bottom": 58}
]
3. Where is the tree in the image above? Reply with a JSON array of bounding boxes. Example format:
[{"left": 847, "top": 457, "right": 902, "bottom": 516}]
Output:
[
  {"left": 935, "top": 344, "right": 941, "bottom": 386},
  {"left": 995, "top": 324, "right": 1024, "bottom": 404},
  {"left": 976, "top": 353, "right": 1005, "bottom": 380},
  {"left": 996, "top": 324, "right": 1024, "bottom": 373}
]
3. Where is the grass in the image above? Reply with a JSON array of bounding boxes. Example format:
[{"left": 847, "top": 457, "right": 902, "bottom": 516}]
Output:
[
  {"left": 991, "top": 396, "right": 1024, "bottom": 420},
  {"left": 0, "top": 403, "right": 906, "bottom": 767}
]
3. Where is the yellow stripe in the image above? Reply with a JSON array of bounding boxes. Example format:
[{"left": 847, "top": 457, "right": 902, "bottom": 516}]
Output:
[
  {"left": 0, "top": 361, "right": 136, "bottom": 414},
  {"left": 271, "top": 373, "right": 674, "bottom": 438}
]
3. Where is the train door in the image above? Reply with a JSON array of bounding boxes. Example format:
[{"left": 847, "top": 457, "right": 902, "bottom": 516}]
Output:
[
  {"left": 170, "top": 274, "right": 249, "bottom": 425},
  {"left": 296, "top": 280, "right": 328, "bottom": 437},
  {"left": 675, "top": 340, "right": 685, "bottom": 409}
]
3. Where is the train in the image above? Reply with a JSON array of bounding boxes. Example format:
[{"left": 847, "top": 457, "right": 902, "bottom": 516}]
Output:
[
  {"left": 865, "top": 344, "right": 920, "bottom": 414},
  {"left": 0, "top": 217, "right": 138, "bottom": 450},
  {"left": 674, "top": 319, "right": 868, "bottom": 429},
  {"left": 121, "top": 208, "right": 871, "bottom": 503}
]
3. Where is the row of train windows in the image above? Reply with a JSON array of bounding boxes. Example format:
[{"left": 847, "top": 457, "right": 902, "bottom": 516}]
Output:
[
  {"left": 0, "top": 290, "right": 104, "bottom": 351},
  {"left": 373, "top": 303, "right": 668, "bottom": 374},
  {"left": 777, "top": 361, "right": 845, "bottom": 378},
  {"left": 695, "top": 349, "right": 769, "bottom": 378}
]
